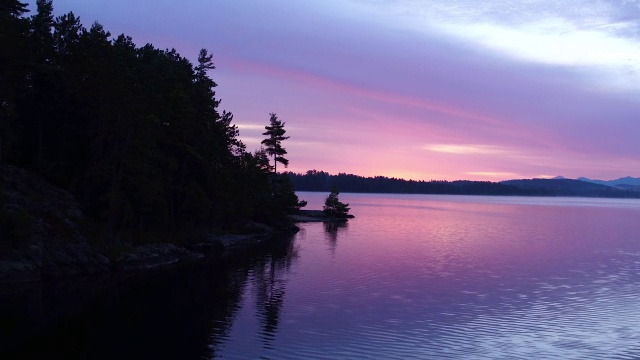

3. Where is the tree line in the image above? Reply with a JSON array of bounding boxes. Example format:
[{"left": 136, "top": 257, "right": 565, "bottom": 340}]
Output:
[
  {"left": 286, "top": 170, "right": 527, "bottom": 195},
  {"left": 1, "top": 0, "right": 305, "bottom": 245},
  {"left": 286, "top": 170, "right": 640, "bottom": 198}
]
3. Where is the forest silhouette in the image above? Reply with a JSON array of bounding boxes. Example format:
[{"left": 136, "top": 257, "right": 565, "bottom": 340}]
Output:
[
  {"left": 288, "top": 170, "right": 640, "bottom": 198},
  {"left": 1, "top": 0, "right": 305, "bottom": 246}
]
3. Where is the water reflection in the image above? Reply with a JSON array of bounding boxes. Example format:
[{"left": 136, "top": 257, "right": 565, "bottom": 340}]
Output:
[
  {"left": 249, "top": 236, "right": 299, "bottom": 349},
  {"left": 1, "top": 234, "right": 299, "bottom": 360},
  {"left": 323, "top": 221, "right": 348, "bottom": 254},
  {"left": 218, "top": 193, "right": 640, "bottom": 359},
  {"left": 2, "top": 262, "right": 243, "bottom": 359},
  {"left": 6, "top": 193, "right": 640, "bottom": 359},
  {"left": 208, "top": 234, "right": 302, "bottom": 358}
]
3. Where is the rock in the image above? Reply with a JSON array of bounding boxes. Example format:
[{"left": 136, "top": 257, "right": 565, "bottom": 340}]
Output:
[
  {"left": 1, "top": 164, "right": 111, "bottom": 282},
  {"left": 0, "top": 231, "right": 43, "bottom": 283},
  {"left": 0, "top": 164, "right": 305, "bottom": 282},
  {"left": 0, "top": 259, "right": 41, "bottom": 283},
  {"left": 282, "top": 221, "right": 301, "bottom": 232},
  {"left": 206, "top": 233, "right": 269, "bottom": 249},
  {"left": 42, "top": 238, "right": 111, "bottom": 278},
  {"left": 115, "top": 244, "right": 204, "bottom": 271},
  {"left": 243, "top": 221, "right": 275, "bottom": 234},
  {"left": 190, "top": 220, "right": 297, "bottom": 253}
]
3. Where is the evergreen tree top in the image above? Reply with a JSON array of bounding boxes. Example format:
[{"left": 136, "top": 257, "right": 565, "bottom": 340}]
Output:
[
  {"left": 261, "top": 113, "right": 290, "bottom": 170},
  {"left": 323, "top": 186, "right": 351, "bottom": 219}
]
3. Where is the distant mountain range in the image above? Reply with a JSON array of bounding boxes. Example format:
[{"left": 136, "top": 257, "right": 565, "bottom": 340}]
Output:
[
  {"left": 554, "top": 176, "right": 640, "bottom": 191},
  {"left": 579, "top": 176, "right": 640, "bottom": 186},
  {"left": 502, "top": 178, "right": 640, "bottom": 197}
]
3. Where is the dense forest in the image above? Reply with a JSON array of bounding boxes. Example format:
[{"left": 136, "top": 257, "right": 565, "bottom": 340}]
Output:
[
  {"left": 287, "top": 170, "right": 527, "bottom": 195},
  {"left": 287, "top": 170, "right": 640, "bottom": 198},
  {"left": 1, "top": 1, "right": 305, "bottom": 246}
]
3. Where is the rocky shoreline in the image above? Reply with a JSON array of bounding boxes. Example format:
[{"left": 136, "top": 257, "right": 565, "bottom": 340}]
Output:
[{"left": 0, "top": 164, "right": 308, "bottom": 283}]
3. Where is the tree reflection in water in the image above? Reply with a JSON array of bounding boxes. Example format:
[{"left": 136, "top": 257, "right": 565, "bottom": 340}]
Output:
[
  {"left": 323, "top": 221, "right": 348, "bottom": 255},
  {"left": 2, "top": 256, "right": 248, "bottom": 359},
  {"left": 248, "top": 234, "right": 299, "bottom": 350},
  {"left": 1, "top": 235, "right": 300, "bottom": 360}
]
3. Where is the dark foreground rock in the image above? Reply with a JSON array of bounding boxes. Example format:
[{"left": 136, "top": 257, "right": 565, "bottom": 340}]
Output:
[
  {"left": 0, "top": 164, "right": 299, "bottom": 283},
  {"left": 1, "top": 165, "right": 110, "bottom": 282},
  {"left": 115, "top": 244, "right": 204, "bottom": 271},
  {"left": 42, "top": 238, "right": 111, "bottom": 278},
  {"left": 190, "top": 220, "right": 299, "bottom": 254}
]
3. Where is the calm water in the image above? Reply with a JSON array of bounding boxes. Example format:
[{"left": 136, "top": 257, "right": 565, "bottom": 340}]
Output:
[{"left": 3, "top": 193, "right": 640, "bottom": 359}]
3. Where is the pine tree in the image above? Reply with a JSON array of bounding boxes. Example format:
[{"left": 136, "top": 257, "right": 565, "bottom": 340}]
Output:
[
  {"left": 261, "top": 113, "right": 289, "bottom": 173},
  {"left": 323, "top": 186, "right": 350, "bottom": 219}
]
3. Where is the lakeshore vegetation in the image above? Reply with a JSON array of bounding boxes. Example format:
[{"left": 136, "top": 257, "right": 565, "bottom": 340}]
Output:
[{"left": 1, "top": 0, "right": 305, "bottom": 246}]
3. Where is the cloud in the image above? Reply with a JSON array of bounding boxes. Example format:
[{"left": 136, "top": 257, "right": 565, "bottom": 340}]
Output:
[
  {"left": 236, "top": 124, "right": 265, "bottom": 130},
  {"left": 440, "top": 19, "right": 640, "bottom": 66},
  {"left": 238, "top": 137, "right": 262, "bottom": 146},
  {"left": 466, "top": 171, "right": 520, "bottom": 179},
  {"left": 353, "top": 0, "right": 640, "bottom": 89},
  {"left": 426, "top": 144, "right": 511, "bottom": 155}
]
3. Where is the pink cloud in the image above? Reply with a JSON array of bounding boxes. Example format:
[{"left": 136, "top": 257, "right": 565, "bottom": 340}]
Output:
[{"left": 48, "top": 0, "right": 640, "bottom": 181}]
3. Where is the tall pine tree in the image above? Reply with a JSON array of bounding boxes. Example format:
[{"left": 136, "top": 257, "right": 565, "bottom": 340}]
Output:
[{"left": 261, "top": 113, "right": 289, "bottom": 174}]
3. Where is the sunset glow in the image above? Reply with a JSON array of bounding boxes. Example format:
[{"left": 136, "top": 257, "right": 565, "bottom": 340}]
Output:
[{"left": 42, "top": 0, "right": 640, "bottom": 181}]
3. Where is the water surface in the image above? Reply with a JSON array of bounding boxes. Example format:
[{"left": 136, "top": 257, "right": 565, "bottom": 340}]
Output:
[
  {"left": 3, "top": 193, "right": 640, "bottom": 359},
  {"left": 219, "top": 193, "right": 640, "bottom": 359}
]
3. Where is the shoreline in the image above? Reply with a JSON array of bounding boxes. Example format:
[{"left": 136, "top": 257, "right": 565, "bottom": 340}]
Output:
[
  {"left": 0, "top": 166, "right": 364, "bottom": 284},
  {"left": 289, "top": 210, "right": 354, "bottom": 223}
]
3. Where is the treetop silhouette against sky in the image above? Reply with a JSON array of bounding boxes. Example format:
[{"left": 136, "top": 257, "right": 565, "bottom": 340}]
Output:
[{"left": 39, "top": 0, "right": 640, "bottom": 181}]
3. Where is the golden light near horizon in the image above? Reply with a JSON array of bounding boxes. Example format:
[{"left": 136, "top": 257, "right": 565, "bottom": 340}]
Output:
[
  {"left": 466, "top": 172, "right": 519, "bottom": 180},
  {"left": 425, "top": 144, "right": 509, "bottom": 155}
]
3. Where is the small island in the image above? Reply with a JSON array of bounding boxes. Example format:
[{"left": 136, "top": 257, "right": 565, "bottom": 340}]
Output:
[{"left": 290, "top": 187, "right": 354, "bottom": 222}]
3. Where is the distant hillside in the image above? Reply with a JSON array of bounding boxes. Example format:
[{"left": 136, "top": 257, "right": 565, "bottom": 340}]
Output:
[
  {"left": 613, "top": 184, "right": 640, "bottom": 192},
  {"left": 578, "top": 176, "right": 640, "bottom": 191},
  {"left": 500, "top": 179, "right": 640, "bottom": 198},
  {"left": 287, "top": 171, "right": 640, "bottom": 198}
]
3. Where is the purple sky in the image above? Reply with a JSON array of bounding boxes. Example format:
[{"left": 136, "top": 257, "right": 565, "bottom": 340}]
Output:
[{"left": 36, "top": 0, "right": 640, "bottom": 181}]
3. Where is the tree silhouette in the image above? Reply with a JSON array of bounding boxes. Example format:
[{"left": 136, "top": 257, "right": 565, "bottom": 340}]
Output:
[
  {"left": 2, "top": 1, "right": 308, "bottom": 245},
  {"left": 323, "top": 186, "right": 350, "bottom": 219},
  {"left": 261, "top": 113, "right": 289, "bottom": 174},
  {"left": 0, "top": 0, "right": 30, "bottom": 163}
]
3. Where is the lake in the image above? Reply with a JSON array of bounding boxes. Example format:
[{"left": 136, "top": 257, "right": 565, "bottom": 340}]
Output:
[{"left": 3, "top": 193, "right": 640, "bottom": 359}]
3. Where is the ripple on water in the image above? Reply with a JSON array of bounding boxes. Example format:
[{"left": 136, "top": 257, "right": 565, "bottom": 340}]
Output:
[
  {"left": 214, "top": 195, "right": 640, "bottom": 359},
  {"left": 246, "top": 255, "right": 640, "bottom": 359}
]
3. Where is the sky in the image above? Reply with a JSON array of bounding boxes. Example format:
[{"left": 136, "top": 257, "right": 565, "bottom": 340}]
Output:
[{"left": 34, "top": 0, "right": 640, "bottom": 181}]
